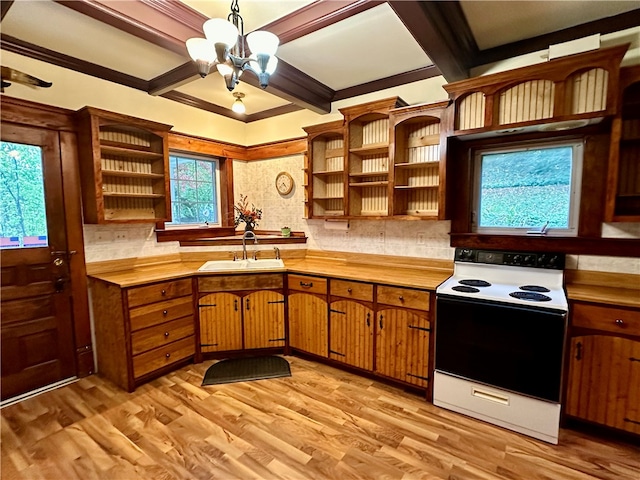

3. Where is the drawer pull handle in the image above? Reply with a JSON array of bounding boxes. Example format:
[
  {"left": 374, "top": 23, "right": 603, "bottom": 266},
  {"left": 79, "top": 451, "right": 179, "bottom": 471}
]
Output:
[
  {"left": 366, "top": 312, "right": 370, "bottom": 327},
  {"left": 300, "top": 282, "right": 313, "bottom": 288},
  {"left": 164, "top": 332, "right": 169, "bottom": 337},
  {"left": 379, "top": 314, "right": 383, "bottom": 329},
  {"left": 347, "top": 288, "right": 352, "bottom": 293},
  {"left": 399, "top": 295, "right": 404, "bottom": 302},
  {"left": 165, "top": 353, "right": 171, "bottom": 358},
  {"left": 163, "top": 310, "right": 168, "bottom": 315},
  {"left": 615, "top": 319, "right": 624, "bottom": 326},
  {"left": 161, "top": 289, "right": 166, "bottom": 296}
]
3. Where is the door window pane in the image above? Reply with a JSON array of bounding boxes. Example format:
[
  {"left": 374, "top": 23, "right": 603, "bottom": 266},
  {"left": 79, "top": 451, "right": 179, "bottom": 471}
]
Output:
[{"left": 0, "top": 142, "right": 49, "bottom": 248}]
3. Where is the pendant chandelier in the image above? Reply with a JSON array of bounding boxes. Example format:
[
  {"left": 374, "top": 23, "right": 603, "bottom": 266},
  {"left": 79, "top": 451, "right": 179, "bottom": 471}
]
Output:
[{"left": 186, "top": 0, "right": 279, "bottom": 92}]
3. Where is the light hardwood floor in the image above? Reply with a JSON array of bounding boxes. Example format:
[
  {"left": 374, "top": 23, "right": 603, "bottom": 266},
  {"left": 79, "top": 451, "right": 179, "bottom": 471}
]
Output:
[{"left": 1, "top": 356, "right": 639, "bottom": 480}]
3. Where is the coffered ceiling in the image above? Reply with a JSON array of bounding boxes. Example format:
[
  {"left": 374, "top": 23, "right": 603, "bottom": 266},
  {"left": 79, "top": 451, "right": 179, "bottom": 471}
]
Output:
[{"left": 1, "top": 1, "right": 639, "bottom": 123}]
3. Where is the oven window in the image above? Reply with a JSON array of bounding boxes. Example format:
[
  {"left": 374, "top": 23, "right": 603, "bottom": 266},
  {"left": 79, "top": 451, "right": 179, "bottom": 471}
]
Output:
[
  {"left": 472, "top": 140, "right": 583, "bottom": 236},
  {"left": 435, "top": 296, "right": 567, "bottom": 402}
]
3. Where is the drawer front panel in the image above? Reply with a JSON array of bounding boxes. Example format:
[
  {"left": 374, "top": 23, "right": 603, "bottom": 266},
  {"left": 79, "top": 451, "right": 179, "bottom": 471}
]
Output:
[
  {"left": 331, "top": 279, "right": 373, "bottom": 302},
  {"left": 572, "top": 303, "right": 640, "bottom": 336},
  {"left": 129, "top": 296, "right": 194, "bottom": 331},
  {"left": 133, "top": 336, "right": 195, "bottom": 379},
  {"left": 377, "top": 286, "right": 430, "bottom": 310},
  {"left": 131, "top": 316, "right": 194, "bottom": 356},
  {"left": 198, "top": 274, "right": 283, "bottom": 292},
  {"left": 127, "top": 278, "right": 192, "bottom": 308},
  {"left": 288, "top": 274, "right": 328, "bottom": 295}
]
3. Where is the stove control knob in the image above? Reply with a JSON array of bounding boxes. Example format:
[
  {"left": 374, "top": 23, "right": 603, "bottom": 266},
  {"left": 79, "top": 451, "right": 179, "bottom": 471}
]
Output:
[
  {"left": 512, "top": 255, "right": 522, "bottom": 265},
  {"left": 523, "top": 255, "right": 535, "bottom": 266}
]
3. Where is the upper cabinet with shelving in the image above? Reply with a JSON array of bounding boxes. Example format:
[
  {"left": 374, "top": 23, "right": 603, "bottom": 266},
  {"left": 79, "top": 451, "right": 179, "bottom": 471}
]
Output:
[
  {"left": 341, "top": 98, "right": 406, "bottom": 218},
  {"left": 443, "top": 44, "right": 629, "bottom": 138},
  {"left": 606, "top": 65, "right": 640, "bottom": 222},
  {"left": 76, "top": 107, "right": 172, "bottom": 224},
  {"left": 304, "top": 97, "right": 450, "bottom": 221}
]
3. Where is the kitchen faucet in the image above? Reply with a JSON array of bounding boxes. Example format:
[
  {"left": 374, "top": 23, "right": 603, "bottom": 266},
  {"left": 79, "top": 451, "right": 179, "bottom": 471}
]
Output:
[{"left": 242, "top": 231, "right": 258, "bottom": 260}]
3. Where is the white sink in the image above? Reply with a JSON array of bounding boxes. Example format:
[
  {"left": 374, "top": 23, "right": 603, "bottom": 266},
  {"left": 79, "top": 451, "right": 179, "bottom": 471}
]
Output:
[{"left": 198, "top": 258, "right": 284, "bottom": 272}]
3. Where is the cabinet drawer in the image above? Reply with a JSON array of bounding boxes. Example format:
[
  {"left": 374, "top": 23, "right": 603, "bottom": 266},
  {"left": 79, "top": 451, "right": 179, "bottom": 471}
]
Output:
[
  {"left": 331, "top": 279, "right": 373, "bottom": 302},
  {"left": 572, "top": 303, "right": 640, "bottom": 336},
  {"left": 198, "top": 273, "right": 283, "bottom": 292},
  {"left": 127, "top": 278, "right": 192, "bottom": 308},
  {"left": 377, "top": 286, "right": 430, "bottom": 311},
  {"left": 288, "top": 274, "right": 327, "bottom": 295},
  {"left": 129, "top": 296, "right": 194, "bottom": 331},
  {"left": 131, "top": 316, "right": 194, "bottom": 356},
  {"left": 133, "top": 336, "right": 194, "bottom": 379}
]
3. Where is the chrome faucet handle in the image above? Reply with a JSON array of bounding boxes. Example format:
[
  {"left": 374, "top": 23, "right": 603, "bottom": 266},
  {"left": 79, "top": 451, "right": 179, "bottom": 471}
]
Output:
[
  {"left": 273, "top": 247, "right": 281, "bottom": 260},
  {"left": 252, "top": 250, "right": 258, "bottom": 261},
  {"left": 231, "top": 251, "right": 238, "bottom": 261}
]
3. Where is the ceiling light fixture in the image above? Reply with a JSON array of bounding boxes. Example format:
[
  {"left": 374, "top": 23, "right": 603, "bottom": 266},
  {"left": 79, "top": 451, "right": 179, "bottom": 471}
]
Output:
[
  {"left": 186, "top": 0, "right": 279, "bottom": 92},
  {"left": 231, "top": 92, "right": 246, "bottom": 113}
]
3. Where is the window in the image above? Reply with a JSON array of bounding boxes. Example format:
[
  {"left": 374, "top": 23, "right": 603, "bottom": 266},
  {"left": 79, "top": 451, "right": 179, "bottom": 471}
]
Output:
[
  {"left": 168, "top": 153, "right": 221, "bottom": 226},
  {"left": 473, "top": 140, "right": 583, "bottom": 236},
  {"left": 0, "top": 141, "right": 49, "bottom": 248}
]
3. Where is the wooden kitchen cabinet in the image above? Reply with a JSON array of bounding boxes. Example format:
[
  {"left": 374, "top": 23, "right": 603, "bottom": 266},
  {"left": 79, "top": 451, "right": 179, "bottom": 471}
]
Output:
[
  {"left": 389, "top": 101, "right": 450, "bottom": 220},
  {"left": 90, "top": 277, "right": 195, "bottom": 392},
  {"left": 197, "top": 274, "right": 285, "bottom": 356},
  {"left": 605, "top": 65, "right": 640, "bottom": 221},
  {"left": 375, "top": 286, "right": 431, "bottom": 388},
  {"left": 565, "top": 301, "right": 640, "bottom": 435},
  {"left": 303, "top": 121, "right": 345, "bottom": 218},
  {"left": 287, "top": 274, "right": 328, "bottom": 357},
  {"left": 329, "top": 279, "right": 374, "bottom": 370},
  {"left": 75, "top": 106, "right": 172, "bottom": 223}
]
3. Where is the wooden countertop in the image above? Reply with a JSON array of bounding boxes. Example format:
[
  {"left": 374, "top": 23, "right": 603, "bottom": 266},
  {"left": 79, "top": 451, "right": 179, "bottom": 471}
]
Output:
[{"left": 87, "top": 253, "right": 639, "bottom": 308}]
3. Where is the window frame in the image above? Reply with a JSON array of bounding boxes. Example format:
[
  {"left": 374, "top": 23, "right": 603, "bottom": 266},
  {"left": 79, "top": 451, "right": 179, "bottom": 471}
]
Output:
[
  {"left": 471, "top": 139, "right": 584, "bottom": 237},
  {"left": 166, "top": 152, "right": 222, "bottom": 229}
]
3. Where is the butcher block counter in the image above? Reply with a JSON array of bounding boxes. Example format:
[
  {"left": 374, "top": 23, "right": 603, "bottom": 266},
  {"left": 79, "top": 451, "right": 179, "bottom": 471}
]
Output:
[
  {"left": 87, "top": 250, "right": 454, "bottom": 291},
  {"left": 86, "top": 250, "right": 640, "bottom": 307}
]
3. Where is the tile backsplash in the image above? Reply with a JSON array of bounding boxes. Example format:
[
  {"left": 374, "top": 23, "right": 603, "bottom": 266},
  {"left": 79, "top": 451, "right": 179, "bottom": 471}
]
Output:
[{"left": 83, "top": 156, "right": 640, "bottom": 275}]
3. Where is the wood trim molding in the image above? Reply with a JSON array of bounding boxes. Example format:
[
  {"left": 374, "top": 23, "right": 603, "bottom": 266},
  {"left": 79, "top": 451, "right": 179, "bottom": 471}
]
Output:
[
  {"left": 0, "top": 95, "right": 76, "bottom": 131},
  {"left": 1, "top": 0, "right": 14, "bottom": 21},
  {"left": 168, "top": 131, "right": 305, "bottom": 161},
  {"left": 245, "top": 138, "right": 306, "bottom": 161},
  {"left": 0, "top": 34, "right": 149, "bottom": 91}
]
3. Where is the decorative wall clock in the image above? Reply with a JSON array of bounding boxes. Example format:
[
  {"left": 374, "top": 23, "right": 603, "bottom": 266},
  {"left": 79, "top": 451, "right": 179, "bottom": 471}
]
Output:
[{"left": 275, "top": 171, "right": 294, "bottom": 195}]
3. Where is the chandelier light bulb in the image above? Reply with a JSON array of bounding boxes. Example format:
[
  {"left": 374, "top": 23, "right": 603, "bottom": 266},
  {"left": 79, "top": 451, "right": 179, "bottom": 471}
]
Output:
[
  {"left": 232, "top": 92, "right": 246, "bottom": 114},
  {"left": 203, "top": 18, "right": 239, "bottom": 49}
]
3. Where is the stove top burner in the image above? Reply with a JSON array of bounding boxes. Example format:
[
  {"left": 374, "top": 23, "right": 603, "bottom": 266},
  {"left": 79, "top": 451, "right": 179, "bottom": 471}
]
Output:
[
  {"left": 519, "top": 285, "right": 551, "bottom": 293},
  {"left": 452, "top": 285, "right": 480, "bottom": 293},
  {"left": 459, "top": 279, "right": 491, "bottom": 287},
  {"left": 509, "top": 291, "right": 552, "bottom": 302}
]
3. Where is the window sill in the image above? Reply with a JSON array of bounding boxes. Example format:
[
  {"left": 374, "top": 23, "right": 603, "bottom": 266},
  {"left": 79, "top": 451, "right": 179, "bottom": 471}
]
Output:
[{"left": 157, "top": 228, "right": 307, "bottom": 247}]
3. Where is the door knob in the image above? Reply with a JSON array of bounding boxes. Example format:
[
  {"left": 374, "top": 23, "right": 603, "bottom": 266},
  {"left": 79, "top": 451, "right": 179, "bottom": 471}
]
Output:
[{"left": 54, "top": 276, "right": 66, "bottom": 292}]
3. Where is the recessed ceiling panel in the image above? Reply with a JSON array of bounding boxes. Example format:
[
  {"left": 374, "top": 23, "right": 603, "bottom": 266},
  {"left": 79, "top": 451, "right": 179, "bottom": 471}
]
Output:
[
  {"left": 461, "top": 0, "right": 640, "bottom": 50},
  {"left": 277, "top": 3, "right": 433, "bottom": 90},
  {"left": 176, "top": 73, "right": 290, "bottom": 115},
  {"left": 181, "top": 0, "right": 315, "bottom": 32},
  {"left": 2, "top": 0, "right": 187, "bottom": 80}
]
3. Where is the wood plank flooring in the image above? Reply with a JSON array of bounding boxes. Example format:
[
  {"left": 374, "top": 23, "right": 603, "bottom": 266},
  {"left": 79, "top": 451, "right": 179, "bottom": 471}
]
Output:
[{"left": 2, "top": 356, "right": 639, "bottom": 480}]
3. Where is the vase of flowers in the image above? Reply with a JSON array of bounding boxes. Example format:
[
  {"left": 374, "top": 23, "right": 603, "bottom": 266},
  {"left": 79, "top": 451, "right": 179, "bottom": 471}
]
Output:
[{"left": 234, "top": 194, "right": 262, "bottom": 232}]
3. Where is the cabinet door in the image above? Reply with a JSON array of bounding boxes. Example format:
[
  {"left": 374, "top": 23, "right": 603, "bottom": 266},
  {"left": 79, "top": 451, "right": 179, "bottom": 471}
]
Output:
[
  {"left": 288, "top": 293, "right": 328, "bottom": 357},
  {"left": 243, "top": 290, "right": 285, "bottom": 349},
  {"left": 329, "top": 300, "right": 373, "bottom": 370},
  {"left": 375, "top": 308, "right": 430, "bottom": 387},
  {"left": 198, "top": 293, "right": 242, "bottom": 353},
  {"left": 566, "top": 335, "right": 640, "bottom": 434}
]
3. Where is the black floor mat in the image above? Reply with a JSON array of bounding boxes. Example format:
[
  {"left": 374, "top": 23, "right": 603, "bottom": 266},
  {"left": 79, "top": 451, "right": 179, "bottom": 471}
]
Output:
[{"left": 202, "top": 355, "right": 291, "bottom": 386}]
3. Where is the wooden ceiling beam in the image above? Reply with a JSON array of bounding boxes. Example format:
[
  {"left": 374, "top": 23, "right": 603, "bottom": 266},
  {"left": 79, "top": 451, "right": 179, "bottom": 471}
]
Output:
[
  {"left": 388, "top": 0, "right": 478, "bottom": 82},
  {"left": 1, "top": 1, "right": 15, "bottom": 21}
]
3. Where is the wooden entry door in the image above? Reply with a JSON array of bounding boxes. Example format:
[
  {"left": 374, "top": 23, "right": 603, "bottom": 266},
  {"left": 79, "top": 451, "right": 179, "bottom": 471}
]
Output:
[{"left": 1, "top": 124, "right": 76, "bottom": 401}]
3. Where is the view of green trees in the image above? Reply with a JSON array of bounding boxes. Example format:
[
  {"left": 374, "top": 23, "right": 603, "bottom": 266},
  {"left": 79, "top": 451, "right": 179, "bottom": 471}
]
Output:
[
  {"left": 0, "top": 141, "right": 48, "bottom": 242},
  {"left": 169, "top": 155, "right": 218, "bottom": 225},
  {"left": 479, "top": 146, "right": 573, "bottom": 229}
]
